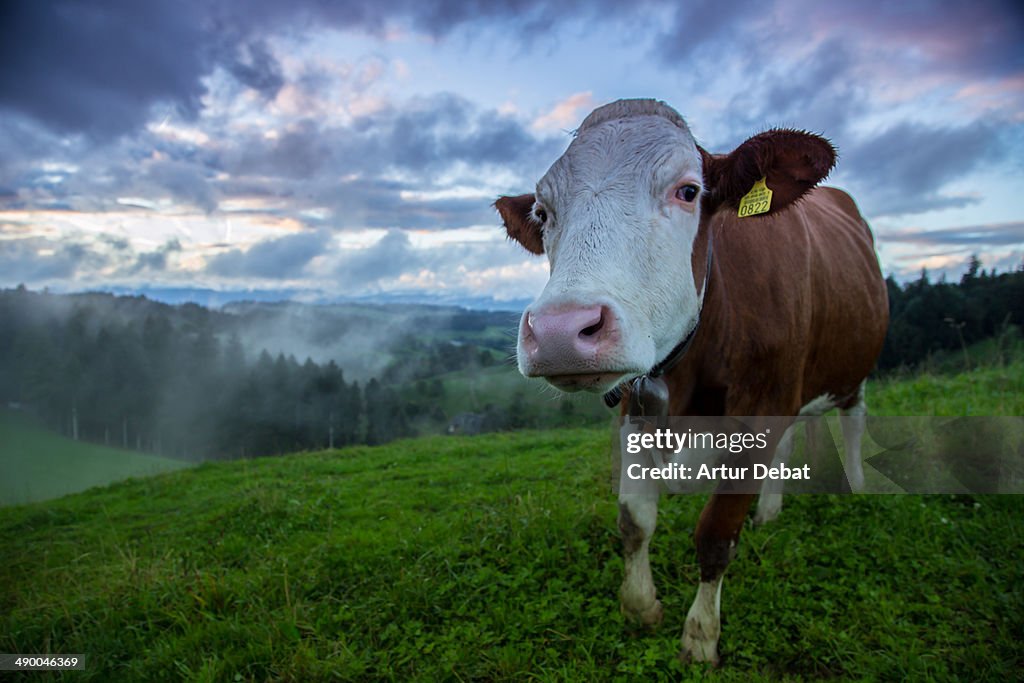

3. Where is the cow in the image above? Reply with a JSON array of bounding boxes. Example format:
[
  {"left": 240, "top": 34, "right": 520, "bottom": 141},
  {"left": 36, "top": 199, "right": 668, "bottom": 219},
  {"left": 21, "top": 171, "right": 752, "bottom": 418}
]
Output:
[{"left": 495, "top": 99, "right": 889, "bottom": 664}]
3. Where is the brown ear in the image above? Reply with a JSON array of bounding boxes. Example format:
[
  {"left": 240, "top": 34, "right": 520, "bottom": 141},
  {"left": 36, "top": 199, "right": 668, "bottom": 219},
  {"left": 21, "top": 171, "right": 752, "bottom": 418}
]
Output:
[
  {"left": 701, "top": 130, "right": 836, "bottom": 216},
  {"left": 495, "top": 193, "right": 544, "bottom": 255}
]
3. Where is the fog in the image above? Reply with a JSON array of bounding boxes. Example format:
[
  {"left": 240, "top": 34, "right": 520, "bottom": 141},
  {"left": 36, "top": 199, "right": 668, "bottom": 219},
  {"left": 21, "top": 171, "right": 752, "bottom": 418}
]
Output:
[
  {"left": 222, "top": 300, "right": 470, "bottom": 382},
  {"left": 0, "top": 287, "right": 531, "bottom": 463}
]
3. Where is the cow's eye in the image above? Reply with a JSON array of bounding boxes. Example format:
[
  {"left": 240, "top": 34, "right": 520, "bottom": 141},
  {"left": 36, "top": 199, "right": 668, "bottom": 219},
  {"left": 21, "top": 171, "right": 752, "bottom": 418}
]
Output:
[
  {"left": 532, "top": 203, "right": 548, "bottom": 224},
  {"left": 675, "top": 184, "right": 700, "bottom": 203}
]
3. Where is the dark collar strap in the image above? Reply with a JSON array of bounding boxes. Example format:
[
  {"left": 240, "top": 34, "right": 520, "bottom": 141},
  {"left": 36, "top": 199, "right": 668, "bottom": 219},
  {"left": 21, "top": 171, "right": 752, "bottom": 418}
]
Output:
[{"left": 603, "top": 228, "right": 714, "bottom": 410}]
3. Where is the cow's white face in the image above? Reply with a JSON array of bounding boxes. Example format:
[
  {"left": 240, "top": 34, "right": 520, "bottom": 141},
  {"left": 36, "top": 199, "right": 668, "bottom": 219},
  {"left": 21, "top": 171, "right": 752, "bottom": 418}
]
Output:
[
  {"left": 497, "top": 99, "right": 837, "bottom": 395},
  {"left": 514, "top": 101, "right": 705, "bottom": 393}
]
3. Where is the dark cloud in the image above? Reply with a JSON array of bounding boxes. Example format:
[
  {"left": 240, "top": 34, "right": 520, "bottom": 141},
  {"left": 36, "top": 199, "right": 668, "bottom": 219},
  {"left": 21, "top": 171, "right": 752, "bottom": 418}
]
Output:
[
  {"left": 655, "top": 0, "right": 1022, "bottom": 79},
  {"left": 306, "top": 0, "right": 640, "bottom": 40},
  {"left": 0, "top": 0, "right": 629, "bottom": 140},
  {"left": 0, "top": 236, "right": 101, "bottom": 283},
  {"left": 226, "top": 119, "right": 333, "bottom": 180},
  {"left": 142, "top": 159, "right": 220, "bottom": 213},
  {"left": 204, "top": 227, "right": 426, "bottom": 288},
  {"left": 329, "top": 229, "right": 533, "bottom": 291},
  {"left": 241, "top": 177, "right": 498, "bottom": 231},
  {"left": 0, "top": 116, "right": 91, "bottom": 210},
  {"left": 878, "top": 222, "right": 1024, "bottom": 248},
  {"left": 711, "top": 39, "right": 866, "bottom": 148},
  {"left": 128, "top": 239, "right": 183, "bottom": 274},
  {"left": 803, "top": 0, "right": 1024, "bottom": 79},
  {"left": 657, "top": 0, "right": 759, "bottom": 64},
  {"left": 2, "top": 0, "right": 1020, "bottom": 143},
  {"left": 335, "top": 93, "right": 555, "bottom": 175},
  {"left": 334, "top": 229, "right": 420, "bottom": 288},
  {"left": 0, "top": 1, "right": 213, "bottom": 138},
  {"left": 839, "top": 121, "right": 1006, "bottom": 217},
  {"left": 0, "top": 111, "right": 231, "bottom": 214},
  {"left": 757, "top": 41, "right": 863, "bottom": 137},
  {"left": 213, "top": 93, "right": 559, "bottom": 228},
  {"left": 658, "top": 0, "right": 1022, "bottom": 171},
  {"left": 229, "top": 41, "right": 285, "bottom": 99},
  {"left": 0, "top": 232, "right": 199, "bottom": 287},
  {"left": 207, "top": 230, "right": 330, "bottom": 278},
  {"left": 199, "top": 222, "right": 535, "bottom": 292}
]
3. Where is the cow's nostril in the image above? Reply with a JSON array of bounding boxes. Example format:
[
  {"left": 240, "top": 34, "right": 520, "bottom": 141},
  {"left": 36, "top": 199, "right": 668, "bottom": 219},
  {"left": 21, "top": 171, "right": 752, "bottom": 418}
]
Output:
[{"left": 580, "top": 312, "right": 605, "bottom": 338}]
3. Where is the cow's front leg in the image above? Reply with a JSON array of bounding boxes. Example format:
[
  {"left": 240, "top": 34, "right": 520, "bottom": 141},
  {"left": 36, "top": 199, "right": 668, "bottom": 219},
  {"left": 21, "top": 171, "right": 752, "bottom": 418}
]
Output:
[
  {"left": 680, "top": 492, "right": 755, "bottom": 665},
  {"left": 618, "top": 491, "right": 662, "bottom": 627}
]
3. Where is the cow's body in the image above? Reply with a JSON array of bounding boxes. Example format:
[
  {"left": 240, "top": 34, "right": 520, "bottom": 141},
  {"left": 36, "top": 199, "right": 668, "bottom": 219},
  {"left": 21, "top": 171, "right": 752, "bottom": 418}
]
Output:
[
  {"left": 496, "top": 99, "right": 889, "bottom": 664},
  {"left": 667, "top": 185, "right": 887, "bottom": 419}
]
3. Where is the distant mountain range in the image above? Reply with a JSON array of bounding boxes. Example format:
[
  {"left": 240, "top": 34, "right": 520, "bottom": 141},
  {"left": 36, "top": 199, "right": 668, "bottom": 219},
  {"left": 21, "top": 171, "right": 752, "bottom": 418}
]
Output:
[{"left": 98, "top": 285, "right": 532, "bottom": 312}]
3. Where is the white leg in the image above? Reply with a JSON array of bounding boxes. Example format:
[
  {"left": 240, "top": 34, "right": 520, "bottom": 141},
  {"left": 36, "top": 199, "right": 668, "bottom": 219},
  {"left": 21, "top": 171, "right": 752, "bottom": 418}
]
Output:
[
  {"left": 617, "top": 491, "right": 662, "bottom": 627},
  {"left": 804, "top": 418, "right": 825, "bottom": 465},
  {"left": 840, "top": 382, "right": 867, "bottom": 492},
  {"left": 618, "top": 424, "right": 663, "bottom": 626},
  {"left": 681, "top": 576, "right": 723, "bottom": 665},
  {"left": 753, "top": 424, "right": 795, "bottom": 526}
]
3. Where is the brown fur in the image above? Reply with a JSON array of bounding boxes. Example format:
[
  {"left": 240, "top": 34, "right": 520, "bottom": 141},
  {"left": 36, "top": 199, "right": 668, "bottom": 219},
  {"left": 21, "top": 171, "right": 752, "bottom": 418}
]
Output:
[
  {"left": 673, "top": 185, "right": 888, "bottom": 419},
  {"left": 494, "top": 194, "right": 544, "bottom": 255}
]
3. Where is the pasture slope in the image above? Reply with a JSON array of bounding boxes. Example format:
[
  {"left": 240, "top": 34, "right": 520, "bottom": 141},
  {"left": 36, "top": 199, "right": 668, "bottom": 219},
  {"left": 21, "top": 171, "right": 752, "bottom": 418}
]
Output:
[
  {"left": 0, "top": 412, "right": 192, "bottom": 506},
  {"left": 1, "top": 361, "right": 1022, "bottom": 681}
]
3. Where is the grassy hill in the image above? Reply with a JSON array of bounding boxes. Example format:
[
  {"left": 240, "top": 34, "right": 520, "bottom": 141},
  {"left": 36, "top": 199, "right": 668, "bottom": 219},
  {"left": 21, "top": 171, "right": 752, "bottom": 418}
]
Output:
[
  {"left": 0, "top": 412, "right": 193, "bottom": 506},
  {"left": 0, "top": 364, "right": 1022, "bottom": 680}
]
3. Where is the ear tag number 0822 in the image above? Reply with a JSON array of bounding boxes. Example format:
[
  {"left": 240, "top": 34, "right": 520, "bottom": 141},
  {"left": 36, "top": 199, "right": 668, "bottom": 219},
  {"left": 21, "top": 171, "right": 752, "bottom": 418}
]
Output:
[{"left": 738, "top": 177, "right": 773, "bottom": 217}]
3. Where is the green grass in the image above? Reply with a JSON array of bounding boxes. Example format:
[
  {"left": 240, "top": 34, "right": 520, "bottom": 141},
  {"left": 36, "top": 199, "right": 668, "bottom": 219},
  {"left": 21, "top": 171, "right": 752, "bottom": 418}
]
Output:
[
  {"left": 0, "top": 367, "right": 1021, "bottom": 681},
  {"left": 871, "top": 358, "right": 1024, "bottom": 416},
  {"left": 0, "top": 412, "right": 193, "bottom": 506}
]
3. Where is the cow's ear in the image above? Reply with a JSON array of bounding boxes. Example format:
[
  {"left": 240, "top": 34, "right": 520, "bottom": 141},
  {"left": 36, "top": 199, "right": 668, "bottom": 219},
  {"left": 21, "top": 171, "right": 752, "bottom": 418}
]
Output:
[
  {"left": 701, "top": 130, "right": 836, "bottom": 216},
  {"left": 495, "top": 193, "right": 544, "bottom": 255}
]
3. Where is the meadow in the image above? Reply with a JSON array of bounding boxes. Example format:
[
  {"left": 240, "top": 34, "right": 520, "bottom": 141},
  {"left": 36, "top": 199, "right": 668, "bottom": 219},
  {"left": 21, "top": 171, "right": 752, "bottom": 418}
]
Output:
[
  {"left": 0, "top": 359, "right": 1022, "bottom": 681},
  {"left": 0, "top": 413, "right": 192, "bottom": 506}
]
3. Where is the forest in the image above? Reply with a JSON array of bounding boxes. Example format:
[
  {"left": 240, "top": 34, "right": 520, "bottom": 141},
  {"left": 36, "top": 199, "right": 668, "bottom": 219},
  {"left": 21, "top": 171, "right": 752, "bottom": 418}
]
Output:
[
  {"left": 1, "top": 257, "right": 1021, "bottom": 459},
  {"left": 879, "top": 257, "right": 1024, "bottom": 370}
]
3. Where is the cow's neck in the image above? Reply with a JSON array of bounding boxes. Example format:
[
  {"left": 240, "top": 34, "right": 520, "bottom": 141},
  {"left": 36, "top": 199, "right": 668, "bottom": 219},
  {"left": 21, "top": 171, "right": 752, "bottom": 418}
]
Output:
[{"left": 603, "top": 225, "right": 714, "bottom": 413}]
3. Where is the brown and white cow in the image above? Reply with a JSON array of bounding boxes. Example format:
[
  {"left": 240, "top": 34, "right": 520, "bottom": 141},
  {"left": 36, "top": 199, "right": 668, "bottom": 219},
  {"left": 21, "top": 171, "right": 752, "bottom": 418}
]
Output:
[{"left": 496, "top": 99, "right": 888, "bottom": 664}]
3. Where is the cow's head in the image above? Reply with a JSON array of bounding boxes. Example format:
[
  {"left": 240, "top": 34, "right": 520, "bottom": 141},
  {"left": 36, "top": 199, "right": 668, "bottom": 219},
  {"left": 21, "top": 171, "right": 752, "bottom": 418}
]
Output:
[{"left": 497, "top": 99, "right": 835, "bottom": 393}]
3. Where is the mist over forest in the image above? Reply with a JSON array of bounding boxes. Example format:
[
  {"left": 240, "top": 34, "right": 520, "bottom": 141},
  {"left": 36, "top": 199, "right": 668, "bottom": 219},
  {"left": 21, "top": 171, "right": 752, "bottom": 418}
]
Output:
[
  {"left": 0, "top": 287, "right": 535, "bottom": 459},
  {"left": 1, "top": 258, "right": 1022, "bottom": 461}
]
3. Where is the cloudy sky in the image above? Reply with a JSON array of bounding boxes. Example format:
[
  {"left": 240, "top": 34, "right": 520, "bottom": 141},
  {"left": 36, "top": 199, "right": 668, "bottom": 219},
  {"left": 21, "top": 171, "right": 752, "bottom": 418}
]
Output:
[{"left": 1, "top": 0, "right": 1022, "bottom": 306}]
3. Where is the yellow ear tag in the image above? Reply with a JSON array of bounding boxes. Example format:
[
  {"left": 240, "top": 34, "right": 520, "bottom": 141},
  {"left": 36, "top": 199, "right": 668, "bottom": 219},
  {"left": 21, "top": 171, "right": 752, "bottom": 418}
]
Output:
[{"left": 737, "top": 177, "right": 773, "bottom": 218}]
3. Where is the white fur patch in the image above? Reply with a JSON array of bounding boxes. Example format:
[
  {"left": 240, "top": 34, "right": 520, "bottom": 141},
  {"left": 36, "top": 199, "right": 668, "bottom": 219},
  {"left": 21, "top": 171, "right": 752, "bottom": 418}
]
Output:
[
  {"left": 617, "top": 492, "right": 662, "bottom": 625},
  {"left": 681, "top": 577, "right": 723, "bottom": 664}
]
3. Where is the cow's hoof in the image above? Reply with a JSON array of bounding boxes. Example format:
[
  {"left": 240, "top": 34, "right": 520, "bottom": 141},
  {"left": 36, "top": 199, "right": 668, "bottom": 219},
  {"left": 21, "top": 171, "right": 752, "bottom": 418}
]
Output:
[
  {"left": 753, "top": 493, "right": 782, "bottom": 526},
  {"left": 680, "top": 616, "right": 720, "bottom": 665},
  {"left": 752, "top": 507, "right": 780, "bottom": 527},
  {"left": 621, "top": 599, "right": 663, "bottom": 629},
  {"left": 678, "top": 638, "right": 720, "bottom": 667}
]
